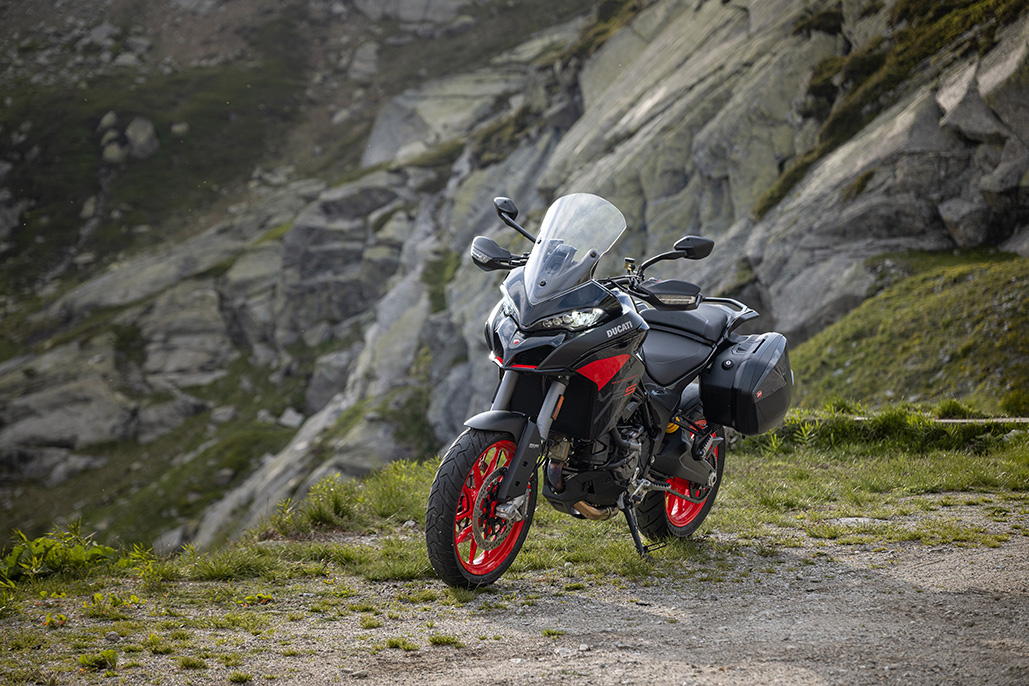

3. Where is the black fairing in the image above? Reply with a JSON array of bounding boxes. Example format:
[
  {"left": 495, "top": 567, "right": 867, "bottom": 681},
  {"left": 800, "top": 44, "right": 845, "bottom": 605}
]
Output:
[{"left": 487, "top": 279, "right": 648, "bottom": 441}]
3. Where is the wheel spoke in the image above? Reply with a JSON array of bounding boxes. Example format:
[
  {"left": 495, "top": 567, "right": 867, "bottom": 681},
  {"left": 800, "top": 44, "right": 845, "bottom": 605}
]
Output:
[
  {"left": 455, "top": 523, "right": 473, "bottom": 545},
  {"left": 485, "top": 445, "right": 503, "bottom": 473}
]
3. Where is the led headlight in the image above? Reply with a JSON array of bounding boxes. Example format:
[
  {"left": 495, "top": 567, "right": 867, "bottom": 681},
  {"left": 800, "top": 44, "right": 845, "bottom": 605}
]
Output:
[{"left": 534, "top": 307, "right": 608, "bottom": 331}]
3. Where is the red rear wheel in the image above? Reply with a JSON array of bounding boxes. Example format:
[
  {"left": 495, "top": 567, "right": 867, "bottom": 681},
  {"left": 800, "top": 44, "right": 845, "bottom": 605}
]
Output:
[
  {"left": 638, "top": 424, "right": 724, "bottom": 539},
  {"left": 426, "top": 429, "right": 536, "bottom": 587}
]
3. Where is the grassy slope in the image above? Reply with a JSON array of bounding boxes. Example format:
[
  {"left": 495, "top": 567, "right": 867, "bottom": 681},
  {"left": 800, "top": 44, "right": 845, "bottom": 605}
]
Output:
[
  {"left": 791, "top": 253, "right": 1029, "bottom": 414},
  {"left": 0, "top": 410, "right": 1026, "bottom": 682}
]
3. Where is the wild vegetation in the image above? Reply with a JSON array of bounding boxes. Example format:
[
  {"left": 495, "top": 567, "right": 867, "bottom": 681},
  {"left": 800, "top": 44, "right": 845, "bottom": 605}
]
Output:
[
  {"left": 1, "top": 405, "right": 1025, "bottom": 681},
  {"left": 0, "top": 15, "right": 308, "bottom": 296},
  {"left": 792, "top": 252, "right": 1029, "bottom": 414}
]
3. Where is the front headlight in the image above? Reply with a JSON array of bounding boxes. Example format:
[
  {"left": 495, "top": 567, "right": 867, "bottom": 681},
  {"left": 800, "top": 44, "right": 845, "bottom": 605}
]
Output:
[{"left": 533, "top": 307, "right": 608, "bottom": 331}]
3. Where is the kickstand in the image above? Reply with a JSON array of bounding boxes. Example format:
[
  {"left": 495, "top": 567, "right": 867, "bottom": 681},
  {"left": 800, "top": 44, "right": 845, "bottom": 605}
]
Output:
[{"left": 622, "top": 505, "right": 664, "bottom": 562}]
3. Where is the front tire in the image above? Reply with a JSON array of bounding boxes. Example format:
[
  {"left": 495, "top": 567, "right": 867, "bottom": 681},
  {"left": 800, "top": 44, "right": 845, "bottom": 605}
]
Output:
[
  {"left": 638, "top": 424, "right": 724, "bottom": 540},
  {"left": 425, "top": 429, "right": 537, "bottom": 588}
]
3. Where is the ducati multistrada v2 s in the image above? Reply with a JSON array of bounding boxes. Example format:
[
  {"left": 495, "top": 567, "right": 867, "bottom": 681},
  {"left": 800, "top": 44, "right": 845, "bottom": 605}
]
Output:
[{"left": 425, "top": 193, "right": 794, "bottom": 588}]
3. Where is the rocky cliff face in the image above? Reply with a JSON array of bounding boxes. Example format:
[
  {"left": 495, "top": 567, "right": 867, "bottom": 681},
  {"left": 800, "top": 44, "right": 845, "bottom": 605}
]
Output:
[{"left": 1, "top": 0, "right": 1027, "bottom": 550}]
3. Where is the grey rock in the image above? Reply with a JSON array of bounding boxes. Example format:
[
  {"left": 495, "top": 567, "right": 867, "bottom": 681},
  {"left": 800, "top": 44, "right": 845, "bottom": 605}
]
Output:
[
  {"left": 112, "top": 52, "right": 140, "bottom": 69},
  {"left": 168, "top": 0, "right": 225, "bottom": 13},
  {"left": 0, "top": 375, "right": 135, "bottom": 450},
  {"left": 938, "top": 197, "right": 992, "bottom": 247},
  {"left": 97, "top": 110, "right": 118, "bottom": 131},
  {"left": 101, "top": 141, "right": 127, "bottom": 164},
  {"left": 125, "top": 117, "right": 159, "bottom": 158},
  {"left": 126, "top": 36, "right": 151, "bottom": 54},
  {"left": 352, "top": 0, "right": 468, "bottom": 24},
  {"left": 138, "top": 392, "right": 209, "bottom": 444},
  {"left": 211, "top": 406, "right": 238, "bottom": 424},
  {"left": 361, "top": 66, "right": 526, "bottom": 166},
  {"left": 1, "top": 446, "right": 106, "bottom": 488},
  {"left": 347, "top": 42, "right": 379, "bottom": 82},
  {"left": 305, "top": 347, "right": 360, "bottom": 413},
  {"left": 87, "top": 22, "right": 120, "bottom": 47},
  {"left": 139, "top": 280, "right": 239, "bottom": 388},
  {"left": 278, "top": 407, "right": 305, "bottom": 429},
  {"left": 153, "top": 525, "right": 186, "bottom": 556}
]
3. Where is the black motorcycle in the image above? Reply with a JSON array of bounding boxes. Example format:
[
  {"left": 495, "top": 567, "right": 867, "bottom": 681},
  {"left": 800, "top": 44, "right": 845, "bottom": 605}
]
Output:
[{"left": 425, "top": 193, "right": 793, "bottom": 588}]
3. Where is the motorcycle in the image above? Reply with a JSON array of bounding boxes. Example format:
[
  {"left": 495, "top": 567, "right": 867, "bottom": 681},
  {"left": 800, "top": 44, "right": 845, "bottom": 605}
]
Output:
[{"left": 425, "top": 193, "right": 793, "bottom": 588}]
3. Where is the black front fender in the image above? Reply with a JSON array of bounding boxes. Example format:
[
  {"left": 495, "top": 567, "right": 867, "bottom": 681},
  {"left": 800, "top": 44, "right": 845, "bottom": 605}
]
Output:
[
  {"left": 464, "top": 410, "right": 528, "bottom": 437},
  {"left": 463, "top": 410, "right": 540, "bottom": 502}
]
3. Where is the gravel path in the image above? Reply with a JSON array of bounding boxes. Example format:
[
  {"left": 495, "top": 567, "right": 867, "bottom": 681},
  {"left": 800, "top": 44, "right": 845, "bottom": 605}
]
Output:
[
  {"left": 218, "top": 502, "right": 1029, "bottom": 686},
  {"left": 13, "top": 500, "right": 1027, "bottom": 685}
]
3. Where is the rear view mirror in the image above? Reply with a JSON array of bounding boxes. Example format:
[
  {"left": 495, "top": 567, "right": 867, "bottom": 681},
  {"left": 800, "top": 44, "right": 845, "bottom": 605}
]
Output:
[
  {"left": 494, "top": 196, "right": 519, "bottom": 220},
  {"left": 470, "top": 235, "right": 514, "bottom": 271},
  {"left": 674, "top": 235, "right": 714, "bottom": 260}
]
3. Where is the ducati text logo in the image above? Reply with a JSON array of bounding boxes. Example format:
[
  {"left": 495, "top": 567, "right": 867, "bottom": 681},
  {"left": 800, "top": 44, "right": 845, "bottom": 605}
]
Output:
[{"left": 606, "top": 322, "right": 633, "bottom": 338}]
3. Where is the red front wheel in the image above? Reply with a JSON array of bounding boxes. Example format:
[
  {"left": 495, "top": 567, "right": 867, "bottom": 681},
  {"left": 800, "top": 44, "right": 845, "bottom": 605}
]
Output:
[{"left": 426, "top": 429, "right": 537, "bottom": 587}]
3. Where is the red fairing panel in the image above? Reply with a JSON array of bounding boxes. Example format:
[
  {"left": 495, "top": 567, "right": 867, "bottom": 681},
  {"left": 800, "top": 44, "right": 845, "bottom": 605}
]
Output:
[{"left": 576, "top": 354, "right": 630, "bottom": 389}]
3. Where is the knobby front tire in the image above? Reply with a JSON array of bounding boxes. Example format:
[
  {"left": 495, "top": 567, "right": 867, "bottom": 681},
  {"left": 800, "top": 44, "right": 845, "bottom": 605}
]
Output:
[
  {"left": 638, "top": 424, "right": 725, "bottom": 540},
  {"left": 425, "top": 429, "right": 537, "bottom": 588}
]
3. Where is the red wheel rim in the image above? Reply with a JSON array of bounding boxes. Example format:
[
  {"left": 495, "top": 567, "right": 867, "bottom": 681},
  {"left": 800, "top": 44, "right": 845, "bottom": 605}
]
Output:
[
  {"left": 665, "top": 476, "right": 706, "bottom": 528},
  {"left": 665, "top": 425, "right": 719, "bottom": 528},
  {"left": 453, "top": 439, "right": 526, "bottom": 576}
]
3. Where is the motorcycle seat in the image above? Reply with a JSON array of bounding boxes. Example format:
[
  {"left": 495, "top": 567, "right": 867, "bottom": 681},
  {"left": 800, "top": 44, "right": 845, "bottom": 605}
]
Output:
[
  {"left": 641, "top": 303, "right": 731, "bottom": 343},
  {"left": 641, "top": 329, "right": 712, "bottom": 386}
]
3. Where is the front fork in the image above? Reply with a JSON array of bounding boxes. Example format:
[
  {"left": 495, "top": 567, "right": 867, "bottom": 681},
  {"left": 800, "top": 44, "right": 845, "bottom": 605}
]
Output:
[{"left": 492, "top": 372, "right": 567, "bottom": 505}]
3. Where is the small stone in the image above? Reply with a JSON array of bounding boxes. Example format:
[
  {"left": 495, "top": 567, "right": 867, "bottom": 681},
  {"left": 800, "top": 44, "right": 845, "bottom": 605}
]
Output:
[
  {"left": 102, "top": 142, "right": 127, "bottom": 164},
  {"left": 278, "top": 407, "right": 304, "bottom": 429},
  {"left": 112, "top": 52, "right": 140, "bottom": 68},
  {"left": 125, "top": 117, "right": 159, "bottom": 158},
  {"left": 211, "top": 405, "right": 237, "bottom": 424},
  {"left": 97, "top": 110, "right": 118, "bottom": 131},
  {"left": 80, "top": 196, "right": 97, "bottom": 220}
]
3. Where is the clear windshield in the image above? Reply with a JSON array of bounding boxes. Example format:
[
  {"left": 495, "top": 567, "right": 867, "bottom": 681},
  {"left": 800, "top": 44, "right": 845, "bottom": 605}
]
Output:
[{"left": 523, "top": 194, "right": 626, "bottom": 304}]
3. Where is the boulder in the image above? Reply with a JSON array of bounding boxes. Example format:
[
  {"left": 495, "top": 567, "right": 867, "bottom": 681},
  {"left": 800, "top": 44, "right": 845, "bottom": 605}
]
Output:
[
  {"left": 361, "top": 66, "right": 527, "bottom": 166},
  {"left": 125, "top": 117, "right": 159, "bottom": 158},
  {"left": 347, "top": 41, "right": 379, "bottom": 82},
  {"left": 0, "top": 446, "right": 107, "bottom": 488},
  {"left": 305, "top": 346, "right": 361, "bottom": 413},
  {"left": 351, "top": 0, "right": 468, "bottom": 24},
  {"left": 138, "top": 279, "right": 239, "bottom": 387},
  {"left": 0, "top": 375, "right": 135, "bottom": 450},
  {"left": 274, "top": 174, "right": 410, "bottom": 344}
]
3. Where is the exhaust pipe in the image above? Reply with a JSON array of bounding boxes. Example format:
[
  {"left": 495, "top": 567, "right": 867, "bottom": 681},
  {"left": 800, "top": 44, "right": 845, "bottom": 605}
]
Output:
[{"left": 573, "top": 501, "right": 618, "bottom": 521}]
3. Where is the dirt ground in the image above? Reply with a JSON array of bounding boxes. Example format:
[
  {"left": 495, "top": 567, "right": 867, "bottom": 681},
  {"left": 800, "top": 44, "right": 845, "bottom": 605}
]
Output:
[
  {"left": 13, "top": 500, "right": 1026, "bottom": 685},
  {"left": 189, "top": 502, "right": 1029, "bottom": 686}
]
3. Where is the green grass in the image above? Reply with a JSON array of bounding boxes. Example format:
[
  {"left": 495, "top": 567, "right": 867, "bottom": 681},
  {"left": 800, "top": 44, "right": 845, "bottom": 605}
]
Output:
[
  {"left": 0, "top": 408, "right": 1025, "bottom": 682},
  {"left": 791, "top": 254, "right": 1029, "bottom": 413}
]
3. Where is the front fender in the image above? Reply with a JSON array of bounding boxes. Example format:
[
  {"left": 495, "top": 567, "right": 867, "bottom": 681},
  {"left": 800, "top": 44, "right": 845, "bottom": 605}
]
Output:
[
  {"left": 464, "top": 410, "right": 528, "bottom": 438},
  {"left": 464, "top": 410, "right": 540, "bottom": 502}
]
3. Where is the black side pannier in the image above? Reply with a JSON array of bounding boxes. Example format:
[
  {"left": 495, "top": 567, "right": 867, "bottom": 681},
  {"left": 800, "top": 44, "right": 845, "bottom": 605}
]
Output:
[{"left": 700, "top": 332, "right": 793, "bottom": 435}]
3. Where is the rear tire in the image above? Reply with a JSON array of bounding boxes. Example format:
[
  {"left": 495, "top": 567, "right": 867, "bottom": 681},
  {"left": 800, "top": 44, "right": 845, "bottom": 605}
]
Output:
[
  {"left": 425, "top": 429, "right": 537, "bottom": 588},
  {"left": 638, "top": 424, "right": 724, "bottom": 540}
]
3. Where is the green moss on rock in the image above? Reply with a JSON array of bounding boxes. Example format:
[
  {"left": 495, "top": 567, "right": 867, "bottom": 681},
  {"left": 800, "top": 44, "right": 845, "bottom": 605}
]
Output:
[{"left": 792, "top": 255, "right": 1029, "bottom": 413}]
